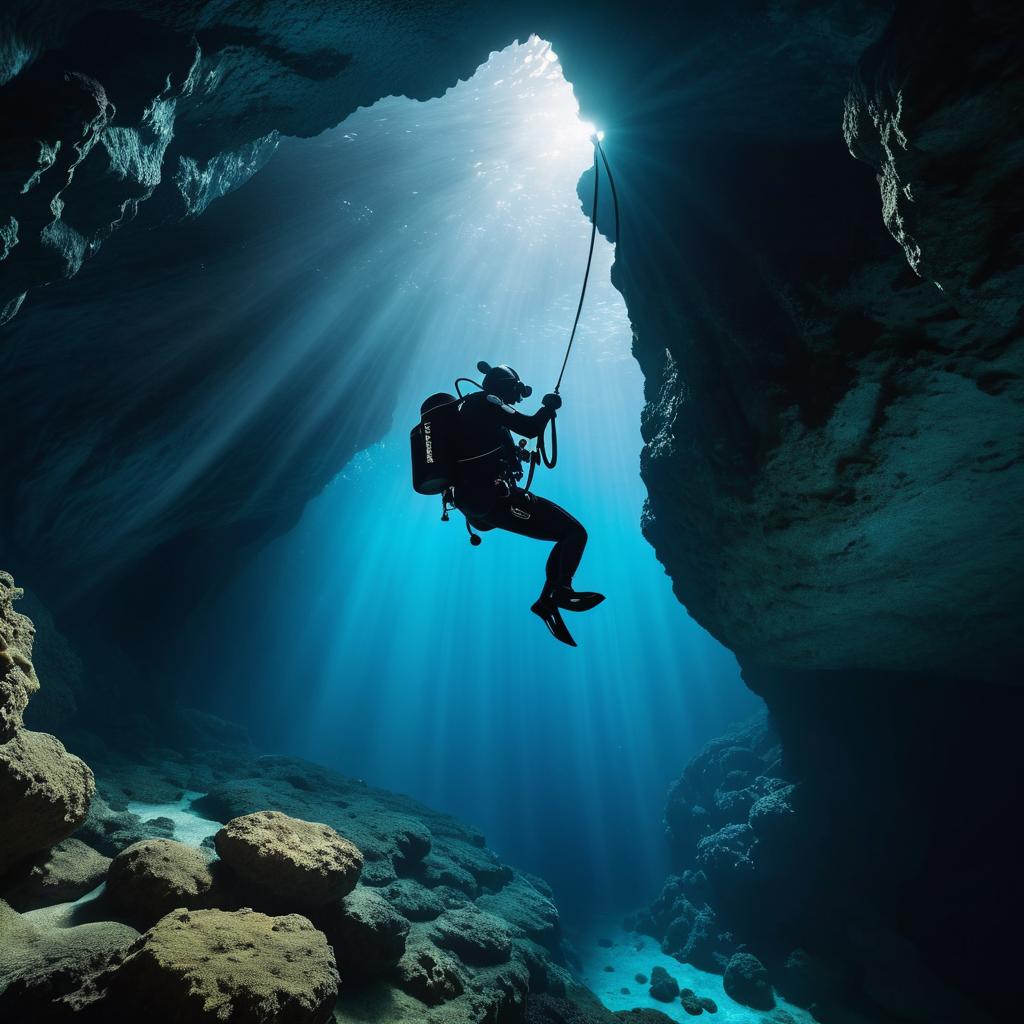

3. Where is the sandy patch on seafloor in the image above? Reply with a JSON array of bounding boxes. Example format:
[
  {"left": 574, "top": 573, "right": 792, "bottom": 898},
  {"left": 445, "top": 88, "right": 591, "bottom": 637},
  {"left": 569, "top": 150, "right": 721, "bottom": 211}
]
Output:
[{"left": 573, "top": 917, "right": 814, "bottom": 1024}]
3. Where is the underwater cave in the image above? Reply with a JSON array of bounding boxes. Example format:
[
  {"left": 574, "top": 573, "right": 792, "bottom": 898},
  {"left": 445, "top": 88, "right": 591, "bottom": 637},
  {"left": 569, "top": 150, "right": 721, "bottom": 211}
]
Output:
[{"left": 1, "top": 3, "right": 1023, "bottom": 1024}]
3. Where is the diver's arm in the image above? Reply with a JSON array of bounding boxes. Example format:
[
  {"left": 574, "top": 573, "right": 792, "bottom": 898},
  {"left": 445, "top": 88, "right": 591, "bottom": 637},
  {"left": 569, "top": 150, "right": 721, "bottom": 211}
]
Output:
[{"left": 486, "top": 395, "right": 557, "bottom": 438}]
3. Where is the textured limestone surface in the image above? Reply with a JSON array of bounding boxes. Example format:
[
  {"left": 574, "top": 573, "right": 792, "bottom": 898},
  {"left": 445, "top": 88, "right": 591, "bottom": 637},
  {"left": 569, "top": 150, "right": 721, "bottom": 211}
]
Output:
[
  {"left": 85, "top": 907, "right": 341, "bottom": 1023},
  {"left": 0, "top": 729, "right": 581, "bottom": 1020},
  {"left": 0, "top": 837, "right": 109, "bottom": 912},
  {"left": 0, "top": 571, "right": 38, "bottom": 740},
  {"left": 215, "top": 809, "right": 363, "bottom": 907},
  {"left": 0, "top": 898, "right": 139, "bottom": 1015},
  {"left": 105, "top": 838, "right": 215, "bottom": 924},
  {"left": 0, "top": 728, "right": 95, "bottom": 876},
  {"left": 0, "top": 574, "right": 95, "bottom": 875}
]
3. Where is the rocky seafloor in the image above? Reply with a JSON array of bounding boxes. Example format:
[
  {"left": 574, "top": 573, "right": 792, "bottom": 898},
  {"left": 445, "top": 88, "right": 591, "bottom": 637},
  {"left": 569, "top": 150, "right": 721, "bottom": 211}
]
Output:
[
  {"left": 2, "top": 569, "right": 574, "bottom": 1021},
  {"left": 3, "top": 573, "right": 815, "bottom": 1024}
]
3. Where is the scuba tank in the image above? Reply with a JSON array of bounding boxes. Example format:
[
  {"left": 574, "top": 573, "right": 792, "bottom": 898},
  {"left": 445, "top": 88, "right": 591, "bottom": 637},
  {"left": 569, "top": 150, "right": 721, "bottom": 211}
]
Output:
[{"left": 410, "top": 392, "right": 459, "bottom": 495}]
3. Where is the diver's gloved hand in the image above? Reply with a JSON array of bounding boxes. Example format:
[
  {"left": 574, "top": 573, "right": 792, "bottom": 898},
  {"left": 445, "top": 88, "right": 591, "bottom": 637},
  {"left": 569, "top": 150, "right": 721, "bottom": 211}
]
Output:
[{"left": 542, "top": 393, "right": 562, "bottom": 410}]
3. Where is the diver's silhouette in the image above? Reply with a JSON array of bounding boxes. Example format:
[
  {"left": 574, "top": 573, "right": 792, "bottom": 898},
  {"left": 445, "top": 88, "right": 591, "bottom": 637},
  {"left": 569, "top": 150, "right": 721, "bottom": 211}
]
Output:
[{"left": 452, "top": 363, "right": 604, "bottom": 646}]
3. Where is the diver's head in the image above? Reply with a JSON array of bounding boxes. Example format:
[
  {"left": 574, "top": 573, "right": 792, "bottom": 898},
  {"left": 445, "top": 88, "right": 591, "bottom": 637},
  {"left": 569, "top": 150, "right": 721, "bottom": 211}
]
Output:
[{"left": 477, "top": 361, "right": 532, "bottom": 405}]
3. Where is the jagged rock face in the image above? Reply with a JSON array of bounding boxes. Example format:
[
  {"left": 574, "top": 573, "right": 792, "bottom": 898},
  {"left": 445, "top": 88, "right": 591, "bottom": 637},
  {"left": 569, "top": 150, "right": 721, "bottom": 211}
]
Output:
[
  {"left": 629, "top": 2, "right": 1024, "bottom": 681},
  {"left": 0, "top": 574, "right": 94, "bottom": 875},
  {"left": 1, "top": 1, "right": 537, "bottom": 633},
  {"left": 0, "top": 571, "right": 39, "bottom": 739},
  {"left": 1, "top": 1, "right": 532, "bottom": 325},
  {"left": 1, "top": 7, "right": 1019, "bottom": 673}
]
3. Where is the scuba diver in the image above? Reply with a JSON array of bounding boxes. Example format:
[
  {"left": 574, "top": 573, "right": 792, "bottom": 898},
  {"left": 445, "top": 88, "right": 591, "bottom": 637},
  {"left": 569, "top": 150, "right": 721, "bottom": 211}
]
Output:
[{"left": 450, "top": 362, "right": 604, "bottom": 647}]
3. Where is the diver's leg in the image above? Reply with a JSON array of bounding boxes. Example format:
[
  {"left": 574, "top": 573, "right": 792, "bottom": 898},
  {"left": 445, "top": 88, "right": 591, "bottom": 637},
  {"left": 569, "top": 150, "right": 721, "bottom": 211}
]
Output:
[
  {"left": 514, "top": 494, "right": 603, "bottom": 611},
  {"left": 476, "top": 491, "right": 580, "bottom": 646},
  {"left": 514, "top": 494, "right": 586, "bottom": 587}
]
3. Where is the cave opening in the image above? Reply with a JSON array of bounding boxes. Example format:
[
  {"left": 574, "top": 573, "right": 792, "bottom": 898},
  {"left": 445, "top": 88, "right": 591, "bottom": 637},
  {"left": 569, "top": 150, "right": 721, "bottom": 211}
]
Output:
[{"left": 166, "top": 36, "right": 760, "bottom": 922}]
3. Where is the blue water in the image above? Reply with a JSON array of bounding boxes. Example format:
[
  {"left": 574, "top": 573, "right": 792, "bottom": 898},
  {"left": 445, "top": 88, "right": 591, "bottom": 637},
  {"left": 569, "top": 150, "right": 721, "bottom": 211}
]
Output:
[{"left": 177, "top": 38, "right": 759, "bottom": 917}]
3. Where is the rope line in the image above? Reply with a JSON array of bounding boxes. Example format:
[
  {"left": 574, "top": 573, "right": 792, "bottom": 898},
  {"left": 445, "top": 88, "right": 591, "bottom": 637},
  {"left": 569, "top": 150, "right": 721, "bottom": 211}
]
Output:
[
  {"left": 554, "top": 146, "right": 600, "bottom": 395},
  {"left": 525, "top": 135, "right": 619, "bottom": 491}
]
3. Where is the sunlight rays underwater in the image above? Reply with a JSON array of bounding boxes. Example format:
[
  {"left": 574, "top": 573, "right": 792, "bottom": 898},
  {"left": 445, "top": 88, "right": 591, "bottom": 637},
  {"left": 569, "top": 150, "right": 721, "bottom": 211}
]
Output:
[{"left": 191, "top": 37, "right": 758, "bottom": 914}]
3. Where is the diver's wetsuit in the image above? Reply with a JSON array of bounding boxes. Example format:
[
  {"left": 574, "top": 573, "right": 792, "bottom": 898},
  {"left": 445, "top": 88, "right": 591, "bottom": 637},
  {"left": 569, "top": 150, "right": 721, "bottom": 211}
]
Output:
[{"left": 452, "top": 391, "right": 587, "bottom": 590}]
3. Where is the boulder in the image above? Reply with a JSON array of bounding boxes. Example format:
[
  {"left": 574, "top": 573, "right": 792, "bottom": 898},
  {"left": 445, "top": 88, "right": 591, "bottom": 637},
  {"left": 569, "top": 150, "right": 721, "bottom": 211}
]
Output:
[
  {"left": 0, "top": 898, "right": 138, "bottom": 1013},
  {"left": 215, "top": 810, "right": 363, "bottom": 906},
  {"left": 395, "top": 940, "right": 465, "bottom": 1005},
  {"left": 1, "top": 836, "right": 110, "bottom": 911},
  {"left": 680, "top": 987, "right": 705, "bottom": 1015},
  {"left": 318, "top": 885, "right": 409, "bottom": 982},
  {"left": 106, "top": 839, "right": 215, "bottom": 924},
  {"left": 92, "top": 907, "right": 339, "bottom": 1023},
  {"left": 723, "top": 952, "right": 775, "bottom": 1010},
  {"left": 0, "top": 572, "right": 39, "bottom": 740},
  {"left": 429, "top": 904, "right": 513, "bottom": 966},
  {"left": 0, "top": 729, "right": 95, "bottom": 874},
  {"left": 649, "top": 965, "right": 679, "bottom": 1002}
]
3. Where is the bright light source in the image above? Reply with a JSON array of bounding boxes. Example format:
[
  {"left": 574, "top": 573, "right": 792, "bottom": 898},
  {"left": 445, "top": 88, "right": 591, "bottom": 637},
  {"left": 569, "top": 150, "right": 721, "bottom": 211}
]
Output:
[{"left": 596, "top": 130, "right": 605, "bottom": 142}]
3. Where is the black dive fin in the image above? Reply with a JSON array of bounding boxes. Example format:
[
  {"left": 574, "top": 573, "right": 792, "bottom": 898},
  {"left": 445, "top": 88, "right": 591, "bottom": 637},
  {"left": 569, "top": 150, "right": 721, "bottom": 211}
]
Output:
[
  {"left": 556, "top": 588, "right": 605, "bottom": 613},
  {"left": 531, "top": 599, "right": 577, "bottom": 647}
]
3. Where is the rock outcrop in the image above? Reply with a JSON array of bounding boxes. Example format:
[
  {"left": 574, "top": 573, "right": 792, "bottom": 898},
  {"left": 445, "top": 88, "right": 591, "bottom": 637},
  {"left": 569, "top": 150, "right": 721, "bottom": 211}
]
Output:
[{"left": 0, "top": 573, "right": 94, "bottom": 875}]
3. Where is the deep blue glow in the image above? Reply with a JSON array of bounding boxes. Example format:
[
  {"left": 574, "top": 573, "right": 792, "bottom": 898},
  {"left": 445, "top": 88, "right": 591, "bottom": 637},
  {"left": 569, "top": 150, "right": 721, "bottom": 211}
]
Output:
[{"left": 181, "top": 38, "right": 759, "bottom": 916}]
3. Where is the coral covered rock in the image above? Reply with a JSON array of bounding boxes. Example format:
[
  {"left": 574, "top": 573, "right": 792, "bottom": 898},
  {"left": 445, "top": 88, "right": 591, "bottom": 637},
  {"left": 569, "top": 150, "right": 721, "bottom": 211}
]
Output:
[
  {"left": 0, "top": 836, "right": 109, "bottom": 911},
  {"left": 91, "top": 907, "right": 339, "bottom": 1023},
  {"left": 0, "top": 572, "right": 38, "bottom": 741},
  {"left": 215, "top": 809, "right": 363, "bottom": 906},
  {"left": 382, "top": 877, "right": 447, "bottom": 921},
  {"left": 648, "top": 965, "right": 679, "bottom": 1002},
  {"left": 723, "top": 952, "right": 774, "bottom": 1010},
  {"left": 395, "top": 940, "right": 465, "bottom": 1005},
  {"left": 0, "top": 729, "right": 95, "bottom": 874},
  {"left": 106, "top": 839, "right": 215, "bottom": 924},
  {"left": 0, "top": 898, "right": 138, "bottom": 1014},
  {"left": 429, "top": 904, "right": 513, "bottom": 966},
  {"left": 318, "top": 885, "right": 409, "bottom": 982}
]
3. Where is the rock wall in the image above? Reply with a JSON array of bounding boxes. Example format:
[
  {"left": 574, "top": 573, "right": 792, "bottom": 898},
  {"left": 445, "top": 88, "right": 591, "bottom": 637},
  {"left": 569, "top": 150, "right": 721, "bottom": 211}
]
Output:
[
  {"left": 626, "top": 2, "right": 1024, "bottom": 680},
  {"left": 0, "top": 573, "right": 94, "bottom": 875}
]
